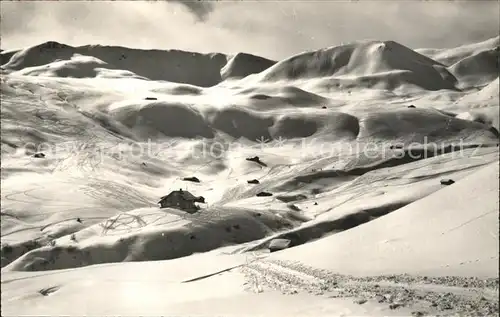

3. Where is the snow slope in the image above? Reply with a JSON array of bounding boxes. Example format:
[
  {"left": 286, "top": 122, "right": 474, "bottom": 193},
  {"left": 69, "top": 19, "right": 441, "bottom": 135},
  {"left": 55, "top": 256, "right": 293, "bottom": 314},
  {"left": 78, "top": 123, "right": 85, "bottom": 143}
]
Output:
[
  {"left": 1, "top": 36, "right": 499, "bottom": 316},
  {"left": 245, "top": 40, "right": 459, "bottom": 91},
  {"left": 417, "top": 36, "right": 499, "bottom": 67},
  {"left": 221, "top": 53, "right": 276, "bottom": 80},
  {"left": 448, "top": 47, "right": 499, "bottom": 87},
  {"left": 273, "top": 161, "right": 499, "bottom": 277}
]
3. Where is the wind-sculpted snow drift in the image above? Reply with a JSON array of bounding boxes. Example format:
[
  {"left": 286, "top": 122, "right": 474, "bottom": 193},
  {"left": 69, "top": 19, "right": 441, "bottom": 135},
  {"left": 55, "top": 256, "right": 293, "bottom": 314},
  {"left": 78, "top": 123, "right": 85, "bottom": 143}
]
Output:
[
  {"left": 1, "top": 36, "right": 499, "bottom": 316},
  {"left": 254, "top": 40, "right": 460, "bottom": 91}
]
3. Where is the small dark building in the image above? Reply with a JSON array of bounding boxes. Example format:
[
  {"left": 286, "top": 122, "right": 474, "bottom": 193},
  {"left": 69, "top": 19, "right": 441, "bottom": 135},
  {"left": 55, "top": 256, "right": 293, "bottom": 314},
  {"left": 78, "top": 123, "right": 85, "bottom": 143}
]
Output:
[
  {"left": 408, "top": 105, "right": 416, "bottom": 108},
  {"left": 268, "top": 238, "right": 291, "bottom": 253},
  {"left": 246, "top": 156, "right": 260, "bottom": 162},
  {"left": 247, "top": 179, "right": 260, "bottom": 184},
  {"left": 183, "top": 176, "right": 200, "bottom": 183},
  {"left": 440, "top": 179, "right": 455, "bottom": 186},
  {"left": 246, "top": 156, "right": 267, "bottom": 167},
  {"left": 256, "top": 191, "right": 273, "bottom": 197},
  {"left": 145, "top": 97, "right": 157, "bottom": 100},
  {"left": 158, "top": 189, "right": 205, "bottom": 212},
  {"left": 389, "top": 144, "right": 404, "bottom": 150}
]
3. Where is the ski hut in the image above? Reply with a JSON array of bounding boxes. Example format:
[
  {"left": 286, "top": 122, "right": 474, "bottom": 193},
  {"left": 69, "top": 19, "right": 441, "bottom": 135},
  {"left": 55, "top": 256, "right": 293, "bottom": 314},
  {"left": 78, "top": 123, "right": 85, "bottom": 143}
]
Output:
[{"left": 158, "top": 189, "right": 205, "bottom": 213}]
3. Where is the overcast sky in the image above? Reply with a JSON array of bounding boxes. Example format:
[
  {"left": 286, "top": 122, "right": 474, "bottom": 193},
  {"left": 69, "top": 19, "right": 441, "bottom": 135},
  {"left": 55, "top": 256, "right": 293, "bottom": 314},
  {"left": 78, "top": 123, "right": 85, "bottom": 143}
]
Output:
[{"left": 1, "top": 1, "right": 499, "bottom": 60}]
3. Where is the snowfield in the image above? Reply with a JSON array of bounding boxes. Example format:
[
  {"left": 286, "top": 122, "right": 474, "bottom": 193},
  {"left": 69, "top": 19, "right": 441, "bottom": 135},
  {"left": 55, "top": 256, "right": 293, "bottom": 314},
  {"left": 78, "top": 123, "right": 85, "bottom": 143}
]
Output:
[{"left": 1, "top": 35, "right": 499, "bottom": 316}]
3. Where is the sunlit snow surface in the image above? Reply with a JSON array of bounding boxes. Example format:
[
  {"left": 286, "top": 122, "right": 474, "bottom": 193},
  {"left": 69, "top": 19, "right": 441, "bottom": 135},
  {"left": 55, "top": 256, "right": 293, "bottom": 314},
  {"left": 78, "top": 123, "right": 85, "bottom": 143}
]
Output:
[{"left": 1, "top": 37, "right": 499, "bottom": 316}]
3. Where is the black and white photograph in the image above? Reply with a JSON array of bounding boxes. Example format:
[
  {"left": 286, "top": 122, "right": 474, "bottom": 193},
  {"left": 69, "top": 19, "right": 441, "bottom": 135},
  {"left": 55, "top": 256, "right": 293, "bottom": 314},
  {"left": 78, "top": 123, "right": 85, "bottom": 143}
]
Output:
[{"left": 1, "top": 1, "right": 499, "bottom": 316}]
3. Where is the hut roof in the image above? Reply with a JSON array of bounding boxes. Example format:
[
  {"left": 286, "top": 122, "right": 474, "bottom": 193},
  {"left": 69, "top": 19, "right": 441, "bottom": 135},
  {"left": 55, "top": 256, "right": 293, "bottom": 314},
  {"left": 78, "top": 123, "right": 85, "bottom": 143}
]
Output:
[{"left": 160, "top": 190, "right": 199, "bottom": 201}]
